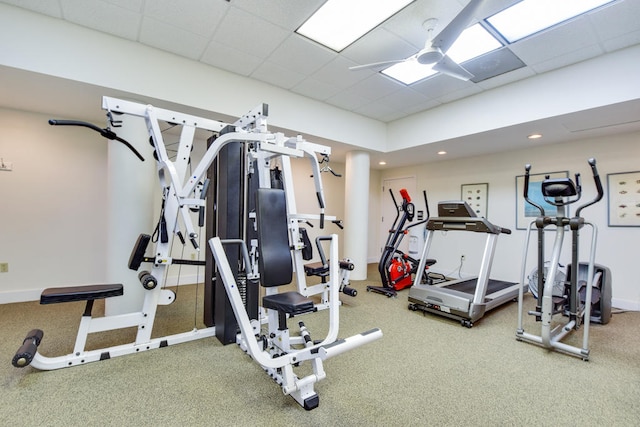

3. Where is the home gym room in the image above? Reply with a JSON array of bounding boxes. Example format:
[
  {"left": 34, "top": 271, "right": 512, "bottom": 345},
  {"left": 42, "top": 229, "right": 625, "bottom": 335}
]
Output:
[{"left": 1, "top": 0, "right": 639, "bottom": 425}]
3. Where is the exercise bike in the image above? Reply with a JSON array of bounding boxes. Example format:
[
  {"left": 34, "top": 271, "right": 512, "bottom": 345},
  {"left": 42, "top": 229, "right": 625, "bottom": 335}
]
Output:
[
  {"left": 516, "top": 158, "right": 611, "bottom": 360},
  {"left": 367, "top": 189, "right": 436, "bottom": 298}
]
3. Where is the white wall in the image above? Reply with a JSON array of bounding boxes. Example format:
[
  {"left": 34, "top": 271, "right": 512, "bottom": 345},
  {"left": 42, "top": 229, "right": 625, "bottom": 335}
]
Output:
[
  {"left": 2, "top": 107, "right": 639, "bottom": 311},
  {"left": 0, "top": 106, "right": 350, "bottom": 303},
  {"left": 0, "top": 108, "right": 108, "bottom": 302},
  {"left": 376, "top": 131, "right": 640, "bottom": 310}
]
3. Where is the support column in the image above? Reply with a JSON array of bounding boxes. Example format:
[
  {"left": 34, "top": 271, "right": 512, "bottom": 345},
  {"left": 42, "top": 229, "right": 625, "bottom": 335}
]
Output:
[
  {"left": 105, "top": 113, "right": 155, "bottom": 315},
  {"left": 344, "top": 151, "right": 370, "bottom": 280}
]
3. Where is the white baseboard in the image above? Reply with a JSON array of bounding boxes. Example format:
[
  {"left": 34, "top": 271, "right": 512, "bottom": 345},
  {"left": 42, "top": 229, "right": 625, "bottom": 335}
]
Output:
[{"left": 0, "top": 288, "right": 42, "bottom": 304}]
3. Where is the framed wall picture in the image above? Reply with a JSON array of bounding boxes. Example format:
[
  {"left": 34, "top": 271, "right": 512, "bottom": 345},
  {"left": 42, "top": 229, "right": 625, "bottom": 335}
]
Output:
[
  {"left": 515, "top": 171, "right": 568, "bottom": 230},
  {"left": 607, "top": 171, "right": 640, "bottom": 227},
  {"left": 461, "top": 183, "right": 488, "bottom": 218}
]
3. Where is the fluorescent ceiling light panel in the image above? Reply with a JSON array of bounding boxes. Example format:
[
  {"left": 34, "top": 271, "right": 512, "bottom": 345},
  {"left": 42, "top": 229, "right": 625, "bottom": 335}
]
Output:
[
  {"left": 447, "top": 24, "right": 502, "bottom": 63},
  {"left": 296, "top": 0, "right": 413, "bottom": 52},
  {"left": 487, "top": 0, "right": 617, "bottom": 43},
  {"left": 382, "top": 60, "right": 437, "bottom": 85}
]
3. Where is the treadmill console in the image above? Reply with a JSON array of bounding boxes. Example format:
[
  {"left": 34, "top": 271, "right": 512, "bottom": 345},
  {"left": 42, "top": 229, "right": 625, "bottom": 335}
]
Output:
[
  {"left": 429, "top": 201, "right": 509, "bottom": 235},
  {"left": 437, "top": 201, "right": 477, "bottom": 218}
]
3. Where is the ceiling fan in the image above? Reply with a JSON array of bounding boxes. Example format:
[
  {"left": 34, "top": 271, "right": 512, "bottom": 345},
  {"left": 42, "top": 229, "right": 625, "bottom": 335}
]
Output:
[{"left": 349, "top": 0, "right": 484, "bottom": 81}]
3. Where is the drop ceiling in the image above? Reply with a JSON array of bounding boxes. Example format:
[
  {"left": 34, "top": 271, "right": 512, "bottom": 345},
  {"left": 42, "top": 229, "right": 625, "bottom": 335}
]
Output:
[{"left": 1, "top": 0, "right": 640, "bottom": 167}]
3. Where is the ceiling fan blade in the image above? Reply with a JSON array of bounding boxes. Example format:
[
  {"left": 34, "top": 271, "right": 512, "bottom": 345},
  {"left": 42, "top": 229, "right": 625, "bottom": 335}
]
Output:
[
  {"left": 432, "top": 55, "right": 473, "bottom": 81},
  {"left": 431, "top": 0, "right": 484, "bottom": 53},
  {"left": 349, "top": 59, "right": 407, "bottom": 71}
]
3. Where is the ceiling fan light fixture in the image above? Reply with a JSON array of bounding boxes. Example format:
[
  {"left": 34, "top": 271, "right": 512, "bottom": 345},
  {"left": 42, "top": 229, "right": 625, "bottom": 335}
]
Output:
[{"left": 416, "top": 47, "right": 443, "bottom": 65}]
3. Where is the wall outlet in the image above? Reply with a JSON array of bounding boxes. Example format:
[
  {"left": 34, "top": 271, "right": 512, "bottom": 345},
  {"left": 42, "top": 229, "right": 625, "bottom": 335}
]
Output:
[{"left": 0, "top": 263, "right": 8, "bottom": 273}]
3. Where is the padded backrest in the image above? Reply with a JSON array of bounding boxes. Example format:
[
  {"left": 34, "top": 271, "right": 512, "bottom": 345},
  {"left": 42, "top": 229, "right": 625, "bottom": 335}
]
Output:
[{"left": 256, "top": 188, "right": 293, "bottom": 287}]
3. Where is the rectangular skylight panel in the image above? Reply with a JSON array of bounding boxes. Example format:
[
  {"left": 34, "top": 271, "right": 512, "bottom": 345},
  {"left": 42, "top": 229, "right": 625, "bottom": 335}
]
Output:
[
  {"left": 382, "top": 60, "right": 437, "bottom": 85},
  {"left": 447, "top": 23, "right": 502, "bottom": 63},
  {"left": 296, "top": 0, "right": 414, "bottom": 52},
  {"left": 487, "top": 0, "right": 617, "bottom": 43}
]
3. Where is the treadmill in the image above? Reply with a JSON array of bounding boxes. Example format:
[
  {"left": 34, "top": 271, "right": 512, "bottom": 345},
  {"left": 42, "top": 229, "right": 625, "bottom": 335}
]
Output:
[{"left": 408, "top": 201, "right": 520, "bottom": 327}]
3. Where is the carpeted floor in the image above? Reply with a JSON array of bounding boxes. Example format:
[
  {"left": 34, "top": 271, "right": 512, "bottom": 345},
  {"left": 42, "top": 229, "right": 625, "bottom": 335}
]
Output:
[{"left": 2, "top": 264, "right": 639, "bottom": 426}]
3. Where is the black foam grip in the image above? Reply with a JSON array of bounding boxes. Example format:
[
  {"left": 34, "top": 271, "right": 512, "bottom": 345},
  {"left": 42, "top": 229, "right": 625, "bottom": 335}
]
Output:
[
  {"left": 27, "top": 329, "right": 44, "bottom": 346},
  {"left": 160, "top": 216, "right": 168, "bottom": 243},
  {"left": 199, "top": 207, "right": 205, "bottom": 227},
  {"left": 12, "top": 342, "right": 37, "bottom": 367},
  {"left": 342, "top": 287, "right": 357, "bottom": 297},
  {"left": 128, "top": 234, "right": 151, "bottom": 270},
  {"left": 12, "top": 329, "right": 43, "bottom": 368}
]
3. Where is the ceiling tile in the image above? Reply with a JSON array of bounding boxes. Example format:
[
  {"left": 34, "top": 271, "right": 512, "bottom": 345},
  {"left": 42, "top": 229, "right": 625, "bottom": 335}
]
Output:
[
  {"left": 101, "top": 0, "right": 144, "bottom": 13},
  {"left": 354, "top": 101, "right": 406, "bottom": 122},
  {"left": 143, "top": 0, "right": 228, "bottom": 38},
  {"left": 310, "top": 56, "right": 367, "bottom": 90},
  {"left": 200, "top": 41, "right": 262, "bottom": 76},
  {"left": 211, "top": 5, "right": 290, "bottom": 59},
  {"left": 230, "top": 0, "right": 324, "bottom": 29},
  {"left": 509, "top": 16, "right": 600, "bottom": 66},
  {"left": 290, "top": 78, "right": 342, "bottom": 101},
  {"left": 601, "top": 30, "right": 640, "bottom": 53},
  {"left": 251, "top": 61, "right": 306, "bottom": 89},
  {"left": 139, "top": 17, "right": 209, "bottom": 60},
  {"left": 435, "top": 85, "right": 482, "bottom": 104},
  {"left": 345, "top": 74, "right": 402, "bottom": 102},
  {"left": 529, "top": 44, "right": 603, "bottom": 75},
  {"left": 1, "top": 0, "right": 62, "bottom": 17},
  {"left": 467, "top": 48, "right": 525, "bottom": 83},
  {"left": 267, "top": 35, "right": 337, "bottom": 76},
  {"left": 410, "top": 74, "right": 470, "bottom": 98},
  {"left": 60, "top": 0, "right": 141, "bottom": 40},
  {"left": 325, "top": 88, "right": 371, "bottom": 112},
  {"left": 341, "top": 28, "right": 419, "bottom": 67},
  {"left": 588, "top": 0, "right": 640, "bottom": 42},
  {"left": 376, "top": 88, "right": 433, "bottom": 113},
  {"left": 475, "top": 66, "right": 535, "bottom": 91}
]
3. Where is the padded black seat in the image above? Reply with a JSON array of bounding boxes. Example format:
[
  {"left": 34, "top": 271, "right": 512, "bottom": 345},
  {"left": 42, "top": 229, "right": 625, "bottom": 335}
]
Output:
[
  {"left": 304, "top": 262, "right": 328, "bottom": 277},
  {"left": 40, "top": 284, "right": 124, "bottom": 305},
  {"left": 263, "top": 291, "right": 315, "bottom": 316}
]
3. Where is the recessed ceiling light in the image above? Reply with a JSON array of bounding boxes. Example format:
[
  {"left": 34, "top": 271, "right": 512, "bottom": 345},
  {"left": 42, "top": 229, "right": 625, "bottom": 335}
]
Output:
[
  {"left": 296, "top": 0, "right": 414, "bottom": 52},
  {"left": 528, "top": 133, "right": 543, "bottom": 140},
  {"left": 437, "top": 151, "right": 447, "bottom": 155},
  {"left": 379, "top": 161, "right": 387, "bottom": 165}
]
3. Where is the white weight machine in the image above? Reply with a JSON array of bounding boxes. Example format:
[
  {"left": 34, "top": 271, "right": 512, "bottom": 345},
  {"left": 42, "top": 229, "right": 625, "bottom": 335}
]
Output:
[{"left": 12, "top": 97, "right": 381, "bottom": 409}]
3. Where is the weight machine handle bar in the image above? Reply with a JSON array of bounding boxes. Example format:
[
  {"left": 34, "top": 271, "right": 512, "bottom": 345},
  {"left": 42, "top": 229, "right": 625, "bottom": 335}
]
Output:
[
  {"left": 49, "top": 119, "right": 145, "bottom": 162},
  {"left": 576, "top": 158, "right": 603, "bottom": 217}
]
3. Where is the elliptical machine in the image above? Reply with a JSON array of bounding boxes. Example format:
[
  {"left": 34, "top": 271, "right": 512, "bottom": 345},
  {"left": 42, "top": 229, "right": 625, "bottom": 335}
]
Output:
[
  {"left": 516, "top": 158, "right": 611, "bottom": 360},
  {"left": 367, "top": 189, "right": 436, "bottom": 298}
]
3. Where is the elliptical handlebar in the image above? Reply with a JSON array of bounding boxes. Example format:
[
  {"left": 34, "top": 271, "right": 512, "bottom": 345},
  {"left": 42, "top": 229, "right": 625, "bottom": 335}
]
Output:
[
  {"left": 576, "top": 158, "right": 604, "bottom": 217},
  {"left": 523, "top": 164, "right": 546, "bottom": 216}
]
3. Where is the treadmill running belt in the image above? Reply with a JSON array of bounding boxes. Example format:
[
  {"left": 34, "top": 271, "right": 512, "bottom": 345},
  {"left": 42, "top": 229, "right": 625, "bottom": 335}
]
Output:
[{"left": 446, "top": 279, "right": 515, "bottom": 295}]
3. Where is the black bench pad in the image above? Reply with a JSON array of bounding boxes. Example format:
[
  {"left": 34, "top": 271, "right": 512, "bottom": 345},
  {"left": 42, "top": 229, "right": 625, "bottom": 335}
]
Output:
[
  {"left": 40, "top": 284, "right": 124, "bottom": 305},
  {"left": 263, "top": 291, "right": 314, "bottom": 315},
  {"left": 304, "top": 262, "right": 328, "bottom": 276}
]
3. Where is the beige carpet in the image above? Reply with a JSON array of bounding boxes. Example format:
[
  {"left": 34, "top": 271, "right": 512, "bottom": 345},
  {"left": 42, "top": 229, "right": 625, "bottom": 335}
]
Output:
[{"left": 2, "top": 264, "right": 639, "bottom": 426}]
